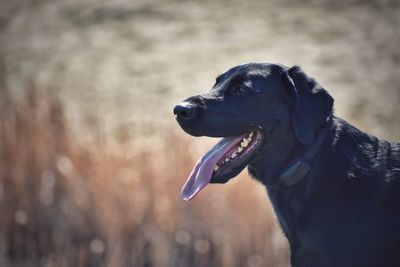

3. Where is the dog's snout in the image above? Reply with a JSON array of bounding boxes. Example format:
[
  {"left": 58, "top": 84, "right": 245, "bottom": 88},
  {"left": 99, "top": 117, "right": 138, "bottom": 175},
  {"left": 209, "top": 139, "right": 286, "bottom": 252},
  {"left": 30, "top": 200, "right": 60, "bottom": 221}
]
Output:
[{"left": 174, "top": 102, "right": 198, "bottom": 121}]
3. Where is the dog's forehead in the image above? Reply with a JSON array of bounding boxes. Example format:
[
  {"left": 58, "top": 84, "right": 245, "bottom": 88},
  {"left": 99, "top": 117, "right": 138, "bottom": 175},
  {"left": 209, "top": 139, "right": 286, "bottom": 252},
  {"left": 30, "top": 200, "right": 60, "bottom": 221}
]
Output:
[{"left": 219, "top": 63, "right": 279, "bottom": 80}]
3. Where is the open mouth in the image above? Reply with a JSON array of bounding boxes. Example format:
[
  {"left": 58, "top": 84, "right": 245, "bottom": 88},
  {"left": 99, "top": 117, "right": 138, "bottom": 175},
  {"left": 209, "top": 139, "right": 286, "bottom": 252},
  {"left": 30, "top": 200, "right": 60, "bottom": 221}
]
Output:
[{"left": 181, "top": 129, "right": 264, "bottom": 201}]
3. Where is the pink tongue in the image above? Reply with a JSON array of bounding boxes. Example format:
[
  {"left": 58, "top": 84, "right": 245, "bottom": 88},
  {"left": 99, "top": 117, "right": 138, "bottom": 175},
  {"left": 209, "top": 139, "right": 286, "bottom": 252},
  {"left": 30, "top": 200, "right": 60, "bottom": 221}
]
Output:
[{"left": 181, "top": 136, "right": 243, "bottom": 201}]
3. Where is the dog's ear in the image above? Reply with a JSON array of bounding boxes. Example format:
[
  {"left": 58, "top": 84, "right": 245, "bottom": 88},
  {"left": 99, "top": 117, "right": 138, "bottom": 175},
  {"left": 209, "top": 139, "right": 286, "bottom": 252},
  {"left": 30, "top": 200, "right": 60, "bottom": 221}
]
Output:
[{"left": 281, "top": 66, "right": 333, "bottom": 145}]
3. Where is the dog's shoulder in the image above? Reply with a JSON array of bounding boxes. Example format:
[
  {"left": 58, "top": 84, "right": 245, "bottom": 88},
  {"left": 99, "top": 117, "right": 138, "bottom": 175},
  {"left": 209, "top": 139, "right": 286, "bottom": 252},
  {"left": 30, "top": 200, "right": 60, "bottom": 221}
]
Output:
[{"left": 330, "top": 116, "right": 400, "bottom": 188}]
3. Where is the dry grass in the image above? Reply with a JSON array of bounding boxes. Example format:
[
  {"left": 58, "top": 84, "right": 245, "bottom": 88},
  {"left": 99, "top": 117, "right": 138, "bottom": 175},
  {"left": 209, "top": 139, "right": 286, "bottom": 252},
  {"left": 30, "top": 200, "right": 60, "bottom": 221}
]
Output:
[{"left": 0, "top": 87, "right": 289, "bottom": 267}]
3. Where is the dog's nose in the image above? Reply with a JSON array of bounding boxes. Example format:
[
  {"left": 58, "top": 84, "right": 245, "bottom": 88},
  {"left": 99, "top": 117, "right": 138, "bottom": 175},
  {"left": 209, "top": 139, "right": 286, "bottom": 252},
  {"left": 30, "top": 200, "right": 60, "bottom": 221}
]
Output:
[{"left": 174, "top": 102, "right": 198, "bottom": 120}]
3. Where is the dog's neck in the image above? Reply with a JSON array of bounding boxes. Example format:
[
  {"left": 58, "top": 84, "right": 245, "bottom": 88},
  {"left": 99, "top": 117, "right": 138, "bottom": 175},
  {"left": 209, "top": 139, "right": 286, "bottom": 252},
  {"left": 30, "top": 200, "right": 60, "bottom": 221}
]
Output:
[
  {"left": 248, "top": 118, "right": 332, "bottom": 188},
  {"left": 247, "top": 133, "right": 298, "bottom": 187},
  {"left": 248, "top": 128, "right": 324, "bottom": 252},
  {"left": 247, "top": 117, "right": 344, "bottom": 246}
]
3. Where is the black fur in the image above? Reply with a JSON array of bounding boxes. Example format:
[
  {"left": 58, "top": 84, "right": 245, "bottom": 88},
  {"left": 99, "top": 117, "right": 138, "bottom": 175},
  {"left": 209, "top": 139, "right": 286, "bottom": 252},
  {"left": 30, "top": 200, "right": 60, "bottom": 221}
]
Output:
[{"left": 174, "top": 63, "right": 400, "bottom": 267}]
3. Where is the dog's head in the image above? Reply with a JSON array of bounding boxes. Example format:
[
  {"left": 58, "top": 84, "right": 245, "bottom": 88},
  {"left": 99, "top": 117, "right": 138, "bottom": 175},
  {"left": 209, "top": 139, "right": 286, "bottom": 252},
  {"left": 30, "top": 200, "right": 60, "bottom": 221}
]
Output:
[{"left": 174, "top": 63, "right": 333, "bottom": 201}]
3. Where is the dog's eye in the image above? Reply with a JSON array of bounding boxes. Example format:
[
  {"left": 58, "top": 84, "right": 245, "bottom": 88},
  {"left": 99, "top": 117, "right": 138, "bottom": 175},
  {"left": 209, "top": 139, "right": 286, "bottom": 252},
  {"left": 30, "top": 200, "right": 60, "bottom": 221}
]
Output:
[
  {"left": 232, "top": 86, "right": 247, "bottom": 96},
  {"left": 228, "top": 75, "right": 249, "bottom": 96},
  {"left": 231, "top": 79, "right": 252, "bottom": 96}
]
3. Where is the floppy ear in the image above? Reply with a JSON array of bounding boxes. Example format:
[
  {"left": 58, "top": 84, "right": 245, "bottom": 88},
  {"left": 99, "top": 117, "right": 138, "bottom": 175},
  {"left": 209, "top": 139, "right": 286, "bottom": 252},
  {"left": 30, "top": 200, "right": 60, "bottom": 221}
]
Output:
[{"left": 281, "top": 66, "right": 333, "bottom": 145}]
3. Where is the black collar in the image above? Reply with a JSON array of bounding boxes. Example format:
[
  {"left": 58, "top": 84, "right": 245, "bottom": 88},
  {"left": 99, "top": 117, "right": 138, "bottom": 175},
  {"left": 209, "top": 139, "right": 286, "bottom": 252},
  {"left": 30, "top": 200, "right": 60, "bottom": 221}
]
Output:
[{"left": 279, "top": 128, "right": 328, "bottom": 186}]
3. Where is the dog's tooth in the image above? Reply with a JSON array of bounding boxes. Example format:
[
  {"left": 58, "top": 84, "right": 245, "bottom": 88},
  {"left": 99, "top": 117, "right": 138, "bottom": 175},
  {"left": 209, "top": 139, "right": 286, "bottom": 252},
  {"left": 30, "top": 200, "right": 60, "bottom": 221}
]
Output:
[
  {"left": 238, "top": 147, "right": 243, "bottom": 153},
  {"left": 241, "top": 138, "right": 249, "bottom": 147},
  {"left": 225, "top": 158, "right": 230, "bottom": 163},
  {"left": 231, "top": 153, "right": 237, "bottom": 158},
  {"left": 249, "top": 132, "right": 254, "bottom": 138},
  {"left": 241, "top": 142, "right": 248, "bottom": 148},
  {"left": 214, "top": 165, "right": 219, "bottom": 171}
]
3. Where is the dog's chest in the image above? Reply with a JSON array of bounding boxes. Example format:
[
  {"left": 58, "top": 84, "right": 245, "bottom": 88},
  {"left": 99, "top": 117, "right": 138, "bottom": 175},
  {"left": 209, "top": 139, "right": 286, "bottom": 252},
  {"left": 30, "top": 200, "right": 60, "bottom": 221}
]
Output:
[{"left": 280, "top": 192, "right": 400, "bottom": 267}]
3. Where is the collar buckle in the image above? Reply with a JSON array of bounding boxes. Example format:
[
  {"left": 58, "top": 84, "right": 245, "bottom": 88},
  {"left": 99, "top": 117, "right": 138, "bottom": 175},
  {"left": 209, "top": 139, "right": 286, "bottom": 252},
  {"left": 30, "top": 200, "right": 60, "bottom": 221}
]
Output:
[{"left": 280, "top": 160, "right": 311, "bottom": 186}]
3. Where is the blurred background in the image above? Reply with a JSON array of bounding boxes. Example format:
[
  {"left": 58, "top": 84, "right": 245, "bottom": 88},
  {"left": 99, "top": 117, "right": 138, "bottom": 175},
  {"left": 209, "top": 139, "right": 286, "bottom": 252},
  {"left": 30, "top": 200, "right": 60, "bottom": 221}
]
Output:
[{"left": 0, "top": 0, "right": 399, "bottom": 266}]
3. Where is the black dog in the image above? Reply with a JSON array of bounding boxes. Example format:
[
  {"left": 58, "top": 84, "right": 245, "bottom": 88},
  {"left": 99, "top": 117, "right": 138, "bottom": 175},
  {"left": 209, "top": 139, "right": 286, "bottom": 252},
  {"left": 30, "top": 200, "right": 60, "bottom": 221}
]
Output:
[{"left": 173, "top": 63, "right": 400, "bottom": 267}]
